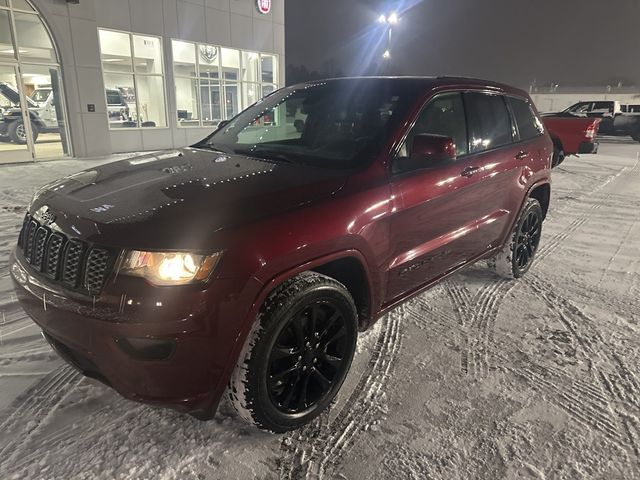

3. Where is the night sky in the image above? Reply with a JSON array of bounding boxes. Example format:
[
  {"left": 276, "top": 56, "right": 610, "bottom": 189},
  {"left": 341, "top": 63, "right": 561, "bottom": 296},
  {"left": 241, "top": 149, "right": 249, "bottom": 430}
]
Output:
[{"left": 285, "top": 0, "right": 640, "bottom": 88}]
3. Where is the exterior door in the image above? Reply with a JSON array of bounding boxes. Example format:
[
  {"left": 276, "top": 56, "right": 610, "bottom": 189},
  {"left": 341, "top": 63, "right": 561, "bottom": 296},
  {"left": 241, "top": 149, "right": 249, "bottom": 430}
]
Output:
[
  {"left": 386, "top": 92, "right": 493, "bottom": 302},
  {"left": 0, "top": 63, "right": 33, "bottom": 163},
  {"left": 21, "top": 64, "right": 70, "bottom": 160}
]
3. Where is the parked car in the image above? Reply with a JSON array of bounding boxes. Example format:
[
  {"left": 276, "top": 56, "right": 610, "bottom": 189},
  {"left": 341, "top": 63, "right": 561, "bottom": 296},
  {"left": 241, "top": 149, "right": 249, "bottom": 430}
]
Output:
[
  {"left": 547, "top": 100, "right": 640, "bottom": 141},
  {"left": 11, "top": 77, "right": 552, "bottom": 432},
  {"left": 0, "top": 84, "right": 130, "bottom": 144},
  {"left": 0, "top": 82, "right": 60, "bottom": 144},
  {"left": 106, "top": 88, "right": 130, "bottom": 123},
  {"left": 543, "top": 116, "right": 601, "bottom": 167}
]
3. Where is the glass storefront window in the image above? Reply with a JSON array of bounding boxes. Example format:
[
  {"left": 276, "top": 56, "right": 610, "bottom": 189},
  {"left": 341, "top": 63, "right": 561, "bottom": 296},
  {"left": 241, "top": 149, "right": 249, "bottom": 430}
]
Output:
[
  {"left": 172, "top": 40, "right": 196, "bottom": 76},
  {"left": 224, "top": 83, "right": 240, "bottom": 119},
  {"left": 261, "top": 55, "right": 276, "bottom": 84},
  {"left": 137, "top": 75, "right": 166, "bottom": 127},
  {"left": 13, "top": 12, "right": 57, "bottom": 63},
  {"left": 99, "top": 30, "right": 132, "bottom": 72},
  {"left": 242, "top": 82, "right": 260, "bottom": 108},
  {"left": 200, "top": 78, "right": 221, "bottom": 126},
  {"left": 99, "top": 29, "right": 167, "bottom": 129},
  {"left": 11, "top": 0, "right": 35, "bottom": 11},
  {"left": 175, "top": 77, "right": 199, "bottom": 126},
  {"left": 198, "top": 44, "right": 220, "bottom": 79},
  {"left": 172, "top": 41, "right": 279, "bottom": 128},
  {"left": 0, "top": 10, "right": 14, "bottom": 61},
  {"left": 133, "top": 35, "right": 163, "bottom": 75},
  {"left": 241, "top": 51, "right": 260, "bottom": 83}
]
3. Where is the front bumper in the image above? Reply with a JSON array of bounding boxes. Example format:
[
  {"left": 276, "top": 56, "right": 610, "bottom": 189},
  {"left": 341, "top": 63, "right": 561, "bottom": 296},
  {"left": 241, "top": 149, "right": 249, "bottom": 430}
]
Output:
[
  {"left": 578, "top": 141, "right": 598, "bottom": 154},
  {"left": 10, "top": 252, "right": 247, "bottom": 417}
]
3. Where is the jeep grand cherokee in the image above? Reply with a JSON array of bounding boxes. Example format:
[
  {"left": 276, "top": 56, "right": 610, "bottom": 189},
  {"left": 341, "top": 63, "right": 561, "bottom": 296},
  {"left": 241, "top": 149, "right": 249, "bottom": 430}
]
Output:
[{"left": 11, "top": 77, "right": 552, "bottom": 432}]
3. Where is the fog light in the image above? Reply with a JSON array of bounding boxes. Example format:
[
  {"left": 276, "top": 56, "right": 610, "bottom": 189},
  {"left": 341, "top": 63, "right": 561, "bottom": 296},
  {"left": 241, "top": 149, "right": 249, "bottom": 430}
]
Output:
[{"left": 115, "top": 337, "right": 176, "bottom": 360}]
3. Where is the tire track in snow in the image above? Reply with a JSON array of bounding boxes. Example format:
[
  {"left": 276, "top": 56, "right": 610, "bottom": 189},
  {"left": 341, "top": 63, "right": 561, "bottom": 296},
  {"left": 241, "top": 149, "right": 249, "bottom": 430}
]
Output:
[
  {"left": 526, "top": 273, "right": 640, "bottom": 456},
  {"left": 452, "top": 157, "right": 639, "bottom": 379},
  {"left": 279, "top": 308, "right": 402, "bottom": 479},
  {"left": 0, "top": 365, "right": 83, "bottom": 471}
]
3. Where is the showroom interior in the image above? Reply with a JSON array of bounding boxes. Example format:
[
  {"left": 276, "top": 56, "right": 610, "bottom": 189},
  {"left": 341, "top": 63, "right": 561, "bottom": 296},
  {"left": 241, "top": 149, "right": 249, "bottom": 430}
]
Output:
[{"left": 0, "top": 0, "right": 284, "bottom": 164}]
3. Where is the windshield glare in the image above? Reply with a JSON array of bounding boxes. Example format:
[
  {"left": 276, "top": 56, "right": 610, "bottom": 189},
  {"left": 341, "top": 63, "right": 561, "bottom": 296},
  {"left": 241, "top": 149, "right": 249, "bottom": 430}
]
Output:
[{"left": 203, "top": 81, "right": 410, "bottom": 168}]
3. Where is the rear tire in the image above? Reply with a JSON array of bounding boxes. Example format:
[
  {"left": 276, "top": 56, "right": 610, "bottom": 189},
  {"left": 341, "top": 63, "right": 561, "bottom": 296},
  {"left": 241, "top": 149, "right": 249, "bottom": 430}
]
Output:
[
  {"left": 551, "top": 140, "right": 565, "bottom": 168},
  {"left": 488, "top": 198, "right": 543, "bottom": 279},
  {"left": 228, "top": 271, "right": 358, "bottom": 432},
  {"left": 631, "top": 130, "right": 640, "bottom": 142}
]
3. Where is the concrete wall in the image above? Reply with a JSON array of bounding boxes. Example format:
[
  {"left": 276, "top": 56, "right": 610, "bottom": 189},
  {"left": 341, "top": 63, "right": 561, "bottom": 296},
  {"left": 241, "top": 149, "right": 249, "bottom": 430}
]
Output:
[
  {"left": 531, "top": 92, "right": 640, "bottom": 114},
  {"left": 30, "top": 0, "right": 285, "bottom": 158}
]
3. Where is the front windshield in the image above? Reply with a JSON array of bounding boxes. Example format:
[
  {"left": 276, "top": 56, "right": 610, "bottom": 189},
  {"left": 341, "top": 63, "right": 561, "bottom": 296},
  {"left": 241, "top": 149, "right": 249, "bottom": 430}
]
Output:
[
  {"left": 31, "top": 89, "right": 51, "bottom": 103},
  {"left": 201, "top": 80, "right": 414, "bottom": 168}
]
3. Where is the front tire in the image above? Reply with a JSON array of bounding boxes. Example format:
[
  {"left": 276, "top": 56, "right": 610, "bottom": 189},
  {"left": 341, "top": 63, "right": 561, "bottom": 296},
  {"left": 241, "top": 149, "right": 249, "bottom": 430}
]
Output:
[
  {"left": 488, "top": 198, "right": 544, "bottom": 279},
  {"left": 228, "top": 271, "right": 358, "bottom": 432},
  {"left": 8, "top": 119, "right": 38, "bottom": 144}
]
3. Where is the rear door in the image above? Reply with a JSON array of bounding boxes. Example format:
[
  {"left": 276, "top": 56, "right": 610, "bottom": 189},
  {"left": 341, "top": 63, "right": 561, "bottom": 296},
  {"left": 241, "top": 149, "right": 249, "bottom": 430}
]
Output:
[{"left": 455, "top": 91, "right": 523, "bottom": 257}]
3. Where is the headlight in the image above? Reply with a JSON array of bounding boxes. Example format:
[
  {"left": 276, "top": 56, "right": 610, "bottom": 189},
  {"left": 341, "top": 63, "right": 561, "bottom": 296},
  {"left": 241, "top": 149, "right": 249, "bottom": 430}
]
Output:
[{"left": 120, "top": 250, "right": 221, "bottom": 286}]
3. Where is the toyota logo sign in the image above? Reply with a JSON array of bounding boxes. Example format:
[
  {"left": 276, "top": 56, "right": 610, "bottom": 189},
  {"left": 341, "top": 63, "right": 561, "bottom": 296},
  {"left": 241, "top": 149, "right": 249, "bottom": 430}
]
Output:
[{"left": 256, "top": 0, "right": 271, "bottom": 14}]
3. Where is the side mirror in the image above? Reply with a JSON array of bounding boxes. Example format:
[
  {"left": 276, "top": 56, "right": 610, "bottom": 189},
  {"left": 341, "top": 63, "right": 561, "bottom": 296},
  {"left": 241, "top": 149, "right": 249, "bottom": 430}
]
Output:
[
  {"left": 411, "top": 134, "right": 457, "bottom": 163},
  {"left": 217, "top": 120, "right": 230, "bottom": 130},
  {"left": 393, "top": 134, "right": 456, "bottom": 175}
]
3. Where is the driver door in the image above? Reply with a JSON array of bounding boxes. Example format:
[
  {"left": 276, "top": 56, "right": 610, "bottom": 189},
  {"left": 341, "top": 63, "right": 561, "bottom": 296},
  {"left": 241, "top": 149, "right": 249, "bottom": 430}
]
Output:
[{"left": 385, "top": 91, "right": 491, "bottom": 302}]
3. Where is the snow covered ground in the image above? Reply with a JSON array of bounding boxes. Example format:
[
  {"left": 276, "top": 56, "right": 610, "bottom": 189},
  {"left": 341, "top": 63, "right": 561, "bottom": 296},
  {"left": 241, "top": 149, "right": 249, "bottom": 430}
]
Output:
[{"left": 1, "top": 140, "right": 639, "bottom": 479}]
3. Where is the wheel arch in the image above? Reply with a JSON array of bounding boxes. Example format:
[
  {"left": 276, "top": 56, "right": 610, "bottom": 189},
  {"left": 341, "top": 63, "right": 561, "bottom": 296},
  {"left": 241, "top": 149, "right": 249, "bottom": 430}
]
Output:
[
  {"left": 550, "top": 133, "right": 563, "bottom": 151},
  {"left": 528, "top": 181, "right": 551, "bottom": 219},
  {"left": 254, "top": 250, "right": 375, "bottom": 330}
]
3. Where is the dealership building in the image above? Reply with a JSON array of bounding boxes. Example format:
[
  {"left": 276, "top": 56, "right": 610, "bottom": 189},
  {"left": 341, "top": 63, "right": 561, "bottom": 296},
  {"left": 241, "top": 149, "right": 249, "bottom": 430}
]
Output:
[{"left": 0, "top": 0, "right": 284, "bottom": 164}]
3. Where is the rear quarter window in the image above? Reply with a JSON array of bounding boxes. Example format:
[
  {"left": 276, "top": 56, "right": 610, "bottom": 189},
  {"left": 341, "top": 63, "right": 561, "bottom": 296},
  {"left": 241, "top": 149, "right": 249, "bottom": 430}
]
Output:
[{"left": 508, "top": 97, "right": 544, "bottom": 141}]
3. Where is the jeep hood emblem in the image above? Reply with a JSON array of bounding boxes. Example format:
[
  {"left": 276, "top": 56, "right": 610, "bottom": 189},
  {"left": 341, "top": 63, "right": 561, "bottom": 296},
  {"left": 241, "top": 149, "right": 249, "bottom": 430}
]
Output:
[{"left": 33, "top": 206, "right": 56, "bottom": 226}]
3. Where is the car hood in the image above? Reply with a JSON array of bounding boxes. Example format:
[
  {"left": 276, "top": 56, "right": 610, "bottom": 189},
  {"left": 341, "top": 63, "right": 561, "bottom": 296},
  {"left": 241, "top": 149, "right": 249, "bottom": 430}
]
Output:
[
  {"left": 29, "top": 147, "right": 348, "bottom": 250},
  {"left": 0, "top": 82, "right": 38, "bottom": 108}
]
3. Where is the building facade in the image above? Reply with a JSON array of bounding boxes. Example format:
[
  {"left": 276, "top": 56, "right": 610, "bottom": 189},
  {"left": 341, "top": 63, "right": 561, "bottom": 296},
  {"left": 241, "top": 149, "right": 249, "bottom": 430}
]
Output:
[{"left": 0, "top": 0, "right": 285, "bottom": 164}]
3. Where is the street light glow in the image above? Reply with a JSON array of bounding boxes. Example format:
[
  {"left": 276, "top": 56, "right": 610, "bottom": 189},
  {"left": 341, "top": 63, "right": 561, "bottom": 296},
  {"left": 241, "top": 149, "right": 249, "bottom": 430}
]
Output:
[
  {"left": 383, "top": 49, "right": 391, "bottom": 59},
  {"left": 378, "top": 14, "right": 387, "bottom": 23},
  {"left": 387, "top": 12, "right": 399, "bottom": 24}
]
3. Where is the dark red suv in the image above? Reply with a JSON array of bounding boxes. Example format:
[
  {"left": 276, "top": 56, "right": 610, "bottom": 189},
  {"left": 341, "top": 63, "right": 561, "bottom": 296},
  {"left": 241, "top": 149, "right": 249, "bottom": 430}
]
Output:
[{"left": 11, "top": 77, "right": 552, "bottom": 432}]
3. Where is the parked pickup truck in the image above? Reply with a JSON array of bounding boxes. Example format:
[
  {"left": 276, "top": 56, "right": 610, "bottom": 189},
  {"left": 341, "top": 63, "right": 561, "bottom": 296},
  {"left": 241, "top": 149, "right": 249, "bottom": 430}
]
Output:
[
  {"left": 545, "top": 100, "right": 640, "bottom": 141},
  {"left": 542, "top": 116, "right": 601, "bottom": 167}
]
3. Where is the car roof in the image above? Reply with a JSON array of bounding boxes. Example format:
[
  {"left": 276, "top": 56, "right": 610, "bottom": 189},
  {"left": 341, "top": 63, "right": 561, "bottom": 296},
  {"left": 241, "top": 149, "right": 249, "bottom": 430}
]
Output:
[{"left": 294, "top": 76, "right": 529, "bottom": 99}]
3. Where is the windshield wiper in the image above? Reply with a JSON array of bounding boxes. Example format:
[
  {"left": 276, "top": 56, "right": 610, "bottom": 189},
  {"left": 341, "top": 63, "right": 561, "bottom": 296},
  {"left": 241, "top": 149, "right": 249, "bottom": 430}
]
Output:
[
  {"left": 196, "top": 142, "right": 229, "bottom": 154},
  {"left": 235, "top": 149, "right": 295, "bottom": 164}
]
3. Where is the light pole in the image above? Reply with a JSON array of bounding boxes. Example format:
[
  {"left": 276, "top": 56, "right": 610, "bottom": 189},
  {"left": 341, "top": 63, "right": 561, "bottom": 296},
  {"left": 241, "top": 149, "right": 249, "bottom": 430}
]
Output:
[{"left": 378, "top": 11, "right": 399, "bottom": 60}]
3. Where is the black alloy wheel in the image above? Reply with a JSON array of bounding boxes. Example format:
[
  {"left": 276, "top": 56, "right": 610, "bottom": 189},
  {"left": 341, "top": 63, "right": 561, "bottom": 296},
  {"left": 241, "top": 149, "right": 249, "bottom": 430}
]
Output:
[
  {"left": 267, "top": 301, "right": 349, "bottom": 414},
  {"left": 514, "top": 209, "right": 542, "bottom": 274},
  {"left": 228, "top": 271, "right": 358, "bottom": 432}
]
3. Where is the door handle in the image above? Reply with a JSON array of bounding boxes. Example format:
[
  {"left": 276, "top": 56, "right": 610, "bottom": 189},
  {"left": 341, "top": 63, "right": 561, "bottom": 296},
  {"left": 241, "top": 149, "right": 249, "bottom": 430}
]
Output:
[
  {"left": 460, "top": 166, "right": 481, "bottom": 177},
  {"left": 515, "top": 150, "right": 528, "bottom": 160}
]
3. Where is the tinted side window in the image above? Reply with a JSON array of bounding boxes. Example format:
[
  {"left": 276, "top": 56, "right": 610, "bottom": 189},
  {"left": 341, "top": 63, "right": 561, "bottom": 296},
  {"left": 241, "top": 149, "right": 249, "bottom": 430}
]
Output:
[
  {"left": 508, "top": 97, "right": 544, "bottom": 140},
  {"left": 106, "top": 91, "right": 122, "bottom": 105},
  {"left": 572, "top": 102, "right": 592, "bottom": 113},
  {"left": 464, "top": 92, "right": 513, "bottom": 153},
  {"left": 593, "top": 101, "right": 613, "bottom": 113},
  {"left": 400, "top": 92, "right": 468, "bottom": 157}
]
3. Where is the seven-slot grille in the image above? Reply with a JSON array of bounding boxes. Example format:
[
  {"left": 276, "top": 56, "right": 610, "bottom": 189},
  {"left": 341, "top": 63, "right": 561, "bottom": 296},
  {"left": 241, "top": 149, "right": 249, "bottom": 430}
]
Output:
[{"left": 17, "top": 214, "right": 114, "bottom": 295}]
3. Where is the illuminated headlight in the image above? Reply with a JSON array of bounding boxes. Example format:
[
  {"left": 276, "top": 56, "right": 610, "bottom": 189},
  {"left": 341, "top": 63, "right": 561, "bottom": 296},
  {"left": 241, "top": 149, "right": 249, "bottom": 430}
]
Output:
[{"left": 121, "top": 250, "right": 221, "bottom": 286}]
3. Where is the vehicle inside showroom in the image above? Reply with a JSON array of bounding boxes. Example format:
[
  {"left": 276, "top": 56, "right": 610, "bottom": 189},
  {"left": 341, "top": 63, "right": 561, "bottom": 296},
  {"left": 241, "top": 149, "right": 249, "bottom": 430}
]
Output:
[{"left": 1, "top": 0, "right": 639, "bottom": 479}]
